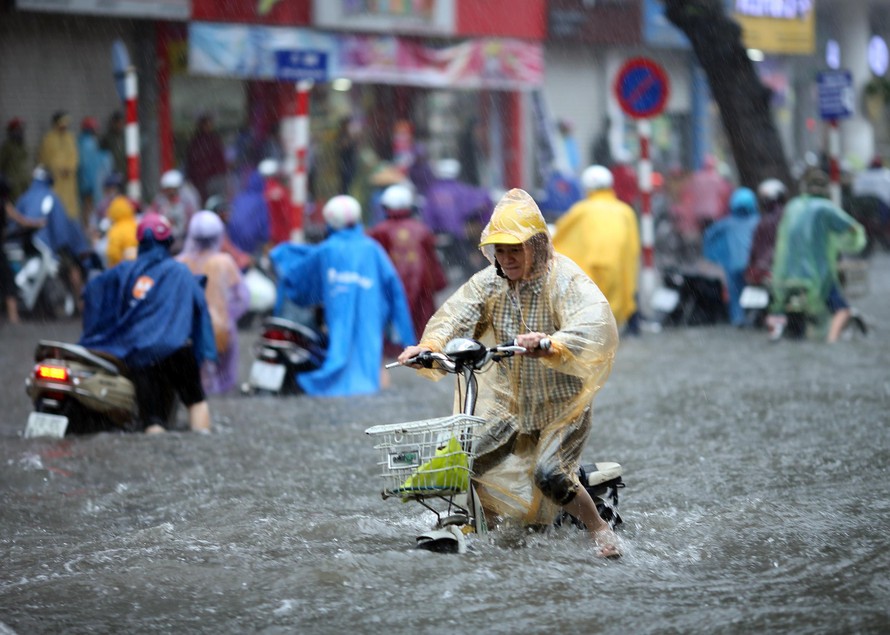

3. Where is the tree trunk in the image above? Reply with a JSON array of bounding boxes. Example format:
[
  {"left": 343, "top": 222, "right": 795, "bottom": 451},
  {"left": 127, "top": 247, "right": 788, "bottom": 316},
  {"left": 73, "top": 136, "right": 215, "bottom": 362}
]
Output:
[{"left": 663, "top": 0, "right": 794, "bottom": 190}]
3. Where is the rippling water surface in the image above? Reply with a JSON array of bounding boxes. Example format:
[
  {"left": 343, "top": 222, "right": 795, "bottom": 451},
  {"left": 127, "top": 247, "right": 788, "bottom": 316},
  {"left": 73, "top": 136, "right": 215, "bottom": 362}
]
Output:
[{"left": 2, "top": 257, "right": 889, "bottom": 634}]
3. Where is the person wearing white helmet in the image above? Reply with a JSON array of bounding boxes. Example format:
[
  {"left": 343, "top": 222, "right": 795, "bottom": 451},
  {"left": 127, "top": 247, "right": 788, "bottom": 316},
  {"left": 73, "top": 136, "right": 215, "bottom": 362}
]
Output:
[
  {"left": 423, "top": 158, "right": 492, "bottom": 277},
  {"left": 552, "top": 165, "right": 641, "bottom": 330},
  {"left": 273, "top": 194, "right": 415, "bottom": 396},
  {"left": 258, "top": 158, "right": 293, "bottom": 246},
  {"left": 150, "top": 169, "right": 199, "bottom": 253},
  {"left": 368, "top": 184, "right": 447, "bottom": 345},
  {"left": 745, "top": 178, "right": 788, "bottom": 286}
]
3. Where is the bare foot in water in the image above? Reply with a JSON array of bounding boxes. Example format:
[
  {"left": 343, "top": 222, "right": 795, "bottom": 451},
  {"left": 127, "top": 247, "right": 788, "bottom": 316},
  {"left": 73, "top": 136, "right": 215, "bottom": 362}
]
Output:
[{"left": 593, "top": 527, "right": 622, "bottom": 559}]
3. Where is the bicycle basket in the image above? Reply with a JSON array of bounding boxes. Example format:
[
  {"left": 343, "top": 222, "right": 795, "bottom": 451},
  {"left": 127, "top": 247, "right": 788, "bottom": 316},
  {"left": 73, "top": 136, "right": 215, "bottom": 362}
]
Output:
[{"left": 365, "top": 414, "right": 486, "bottom": 500}]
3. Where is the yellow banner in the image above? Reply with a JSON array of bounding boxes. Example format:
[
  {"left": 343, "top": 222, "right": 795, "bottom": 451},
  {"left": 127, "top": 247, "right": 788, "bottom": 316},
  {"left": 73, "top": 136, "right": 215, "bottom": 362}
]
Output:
[{"left": 734, "top": 6, "right": 815, "bottom": 55}]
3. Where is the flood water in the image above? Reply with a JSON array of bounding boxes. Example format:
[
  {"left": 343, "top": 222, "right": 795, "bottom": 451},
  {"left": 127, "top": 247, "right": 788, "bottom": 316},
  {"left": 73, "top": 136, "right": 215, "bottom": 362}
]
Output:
[{"left": 2, "top": 255, "right": 889, "bottom": 634}]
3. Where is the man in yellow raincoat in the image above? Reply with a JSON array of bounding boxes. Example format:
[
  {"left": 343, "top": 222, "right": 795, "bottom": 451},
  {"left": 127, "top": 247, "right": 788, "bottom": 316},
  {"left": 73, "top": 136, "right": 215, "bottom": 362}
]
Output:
[
  {"left": 552, "top": 165, "right": 640, "bottom": 328},
  {"left": 38, "top": 111, "right": 80, "bottom": 222},
  {"left": 398, "top": 189, "right": 622, "bottom": 557}
]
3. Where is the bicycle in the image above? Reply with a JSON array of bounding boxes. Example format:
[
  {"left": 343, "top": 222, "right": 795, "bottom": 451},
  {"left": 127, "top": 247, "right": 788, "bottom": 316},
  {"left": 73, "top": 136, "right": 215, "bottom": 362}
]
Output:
[{"left": 365, "top": 337, "right": 624, "bottom": 554}]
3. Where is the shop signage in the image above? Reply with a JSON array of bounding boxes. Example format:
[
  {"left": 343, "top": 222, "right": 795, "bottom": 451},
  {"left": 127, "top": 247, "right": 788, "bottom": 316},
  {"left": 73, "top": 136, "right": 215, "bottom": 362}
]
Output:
[
  {"left": 189, "top": 23, "right": 543, "bottom": 90},
  {"left": 275, "top": 50, "right": 328, "bottom": 82},
  {"left": 614, "top": 57, "right": 670, "bottom": 119},
  {"left": 16, "top": 0, "right": 189, "bottom": 19},
  {"left": 312, "top": 0, "right": 455, "bottom": 36},
  {"left": 817, "top": 70, "right": 854, "bottom": 121},
  {"left": 734, "top": 0, "right": 815, "bottom": 55},
  {"left": 548, "top": 0, "right": 641, "bottom": 45}
]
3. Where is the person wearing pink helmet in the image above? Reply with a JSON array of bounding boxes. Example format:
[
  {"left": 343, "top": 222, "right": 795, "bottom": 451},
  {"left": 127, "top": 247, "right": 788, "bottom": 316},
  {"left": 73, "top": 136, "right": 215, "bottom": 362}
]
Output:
[{"left": 79, "top": 213, "right": 217, "bottom": 433}]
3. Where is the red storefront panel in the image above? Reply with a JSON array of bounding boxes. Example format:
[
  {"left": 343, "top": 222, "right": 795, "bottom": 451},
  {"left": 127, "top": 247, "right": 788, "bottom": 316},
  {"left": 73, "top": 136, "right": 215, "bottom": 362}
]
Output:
[
  {"left": 456, "top": 0, "right": 546, "bottom": 41},
  {"left": 191, "top": 0, "right": 311, "bottom": 25}
]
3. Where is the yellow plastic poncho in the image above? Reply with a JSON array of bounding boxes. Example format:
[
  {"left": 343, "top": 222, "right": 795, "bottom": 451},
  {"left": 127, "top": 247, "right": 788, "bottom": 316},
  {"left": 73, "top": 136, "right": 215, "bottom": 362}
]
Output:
[
  {"left": 552, "top": 189, "right": 640, "bottom": 326},
  {"left": 105, "top": 195, "right": 138, "bottom": 267},
  {"left": 38, "top": 128, "right": 80, "bottom": 221},
  {"left": 417, "top": 189, "right": 619, "bottom": 525}
]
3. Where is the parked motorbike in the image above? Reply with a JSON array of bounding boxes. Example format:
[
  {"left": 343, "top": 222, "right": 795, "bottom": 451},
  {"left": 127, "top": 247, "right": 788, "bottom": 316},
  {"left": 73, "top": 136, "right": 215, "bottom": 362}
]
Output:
[
  {"left": 739, "top": 283, "right": 771, "bottom": 328},
  {"left": 23, "top": 340, "right": 177, "bottom": 438},
  {"left": 241, "top": 316, "right": 327, "bottom": 395},
  {"left": 4, "top": 227, "right": 78, "bottom": 320},
  {"left": 650, "top": 266, "right": 728, "bottom": 327}
]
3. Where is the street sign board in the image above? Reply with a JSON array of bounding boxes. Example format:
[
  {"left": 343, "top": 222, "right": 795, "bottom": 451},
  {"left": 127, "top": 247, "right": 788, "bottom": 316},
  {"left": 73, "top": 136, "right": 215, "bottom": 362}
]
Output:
[
  {"left": 817, "top": 69, "right": 854, "bottom": 120},
  {"left": 275, "top": 50, "right": 328, "bottom": 82},
  {"left": 614, "top": 57, "right": 670, "bottom": 119}
]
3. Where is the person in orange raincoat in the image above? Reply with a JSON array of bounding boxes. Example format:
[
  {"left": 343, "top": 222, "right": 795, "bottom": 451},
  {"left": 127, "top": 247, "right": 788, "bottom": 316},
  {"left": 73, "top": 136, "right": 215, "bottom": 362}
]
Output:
[{"left": 552, "top": 165, "right": 641, "bottom": 328}]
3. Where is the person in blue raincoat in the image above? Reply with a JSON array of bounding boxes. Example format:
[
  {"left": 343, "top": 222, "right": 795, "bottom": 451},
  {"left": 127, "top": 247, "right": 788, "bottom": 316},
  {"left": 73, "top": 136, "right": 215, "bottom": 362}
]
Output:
[
  {"left": 703, "top": 187, "right": 760, "bottom": 326},
  {"left": 275, "top": 194, "right": 416, "bottom": 397},
  {"left": 79, "top": 213, "right": 217, "bottom": 433},
  {"left": 15, "top": 165, "right": 91, "bottom": 304}
]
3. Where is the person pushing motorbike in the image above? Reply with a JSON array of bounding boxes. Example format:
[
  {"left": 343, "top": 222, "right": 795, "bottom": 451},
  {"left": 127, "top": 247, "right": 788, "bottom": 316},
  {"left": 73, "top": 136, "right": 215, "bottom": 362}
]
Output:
[
  {"left": 79, "top": 213, "right": 217, "bottom": 433},
  {"left": 397, "top": 188, "right": 622, "bottom": 558}
]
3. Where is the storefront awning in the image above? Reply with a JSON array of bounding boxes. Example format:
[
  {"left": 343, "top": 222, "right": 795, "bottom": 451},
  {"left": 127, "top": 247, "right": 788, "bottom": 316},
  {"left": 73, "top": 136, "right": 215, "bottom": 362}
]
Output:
[{"left": 188, "top": 22, "right": 543, "bottom": 91}]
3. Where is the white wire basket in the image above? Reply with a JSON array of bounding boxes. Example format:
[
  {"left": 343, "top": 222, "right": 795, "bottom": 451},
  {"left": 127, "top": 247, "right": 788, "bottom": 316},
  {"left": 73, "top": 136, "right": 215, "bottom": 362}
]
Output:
[{"left": 365, "top": 414, "right": 486, "bottom": 500}]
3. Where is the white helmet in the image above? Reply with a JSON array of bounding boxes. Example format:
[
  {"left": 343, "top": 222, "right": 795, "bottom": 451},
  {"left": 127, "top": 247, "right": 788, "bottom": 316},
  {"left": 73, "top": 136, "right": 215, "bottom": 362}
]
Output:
[
  {"left": 581, "top": 165, "right": 614, "bottom": 192},
  {"left": 322, "top": 195, "right": 362, "bottom": 230},
  {"left": 757, "top": 178, "right": 787, "bottom": 204},
  {"left": 258, "top": 158, "right": 279, "bottom": 177},
  {"left": 160, "top": 169, "right": 184, "bottom": 189},
  {"left": 434, "top": 158, "right": 461, "bottom": 180},
  {"left": 380, "top": 184, "right": 413, "bottom": 211}
]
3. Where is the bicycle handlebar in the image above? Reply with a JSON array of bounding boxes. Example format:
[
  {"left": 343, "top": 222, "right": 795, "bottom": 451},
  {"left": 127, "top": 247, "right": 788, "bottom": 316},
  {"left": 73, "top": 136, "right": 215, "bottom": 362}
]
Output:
[{"left": 387, "top": 337, "right": 552, "bottom": 370}]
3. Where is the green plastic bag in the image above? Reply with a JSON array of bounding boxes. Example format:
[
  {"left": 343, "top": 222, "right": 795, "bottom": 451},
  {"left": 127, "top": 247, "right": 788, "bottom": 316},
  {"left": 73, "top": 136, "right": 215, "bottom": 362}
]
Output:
[{"left": 400, "top": 436, "right": 469, "bottom": 495}]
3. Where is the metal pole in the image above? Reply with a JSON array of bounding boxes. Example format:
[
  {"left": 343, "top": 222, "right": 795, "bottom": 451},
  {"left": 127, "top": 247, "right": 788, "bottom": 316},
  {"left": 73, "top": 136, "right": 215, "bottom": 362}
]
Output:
[
  {"left": 290, "top": 79, "right": 312, "bottom": 243},
  {"left": 827, "top": 119, "right": 841, "bottom": 206},
  {"left": 124, "top": 66, "right": 141, "bottom": 204},
  {"left": 637, "top": 118, "right": 656, "bottom": 317}
]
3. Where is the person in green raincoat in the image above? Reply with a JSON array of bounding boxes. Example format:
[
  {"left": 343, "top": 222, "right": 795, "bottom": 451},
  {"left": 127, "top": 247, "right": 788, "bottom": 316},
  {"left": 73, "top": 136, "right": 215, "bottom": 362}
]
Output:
[
  {"left": 769, "top": 169, "right": 865, "bottom": 343},
  {"left": 397, "top": 188, "right": 622, "bottom": 558}
]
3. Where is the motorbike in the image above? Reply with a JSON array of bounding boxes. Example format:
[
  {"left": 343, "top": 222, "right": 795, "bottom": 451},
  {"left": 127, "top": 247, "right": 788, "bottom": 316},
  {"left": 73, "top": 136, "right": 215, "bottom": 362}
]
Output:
[
  {"left": 3, "top": 227, "right": 78, "bottom": 320},
  {"left": 650, "top": 266, "right": 728, "bottom": 327},
  {"left": 739, "top": 282, "right": 771, "bottom": 329},
  {"left": 23, "top": 340, "right": 177, "bottom": 438},
  {"left": 241, "top": 316, "right": 328, "bottom": 395},
  {"left": 767, "top": 284, "right": 868, "bottom": 342},
  {"left": 366, "top": 337, "right": 624, "bottom": 554}
]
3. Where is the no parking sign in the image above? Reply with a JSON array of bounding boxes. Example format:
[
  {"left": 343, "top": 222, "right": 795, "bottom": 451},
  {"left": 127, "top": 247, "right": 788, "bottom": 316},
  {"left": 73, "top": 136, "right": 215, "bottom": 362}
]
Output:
[{"left": 614, "top": 57, "right": 670, "bottom": 119}]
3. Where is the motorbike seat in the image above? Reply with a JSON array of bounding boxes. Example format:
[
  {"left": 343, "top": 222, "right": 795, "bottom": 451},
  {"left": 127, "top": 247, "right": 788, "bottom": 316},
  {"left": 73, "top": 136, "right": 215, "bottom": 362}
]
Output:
[
  {"left": 34, "top": 340, "right": 121, "bottom": 375},
  {"left": 261, "top": 317, "right": 325, "bottom": 345}
]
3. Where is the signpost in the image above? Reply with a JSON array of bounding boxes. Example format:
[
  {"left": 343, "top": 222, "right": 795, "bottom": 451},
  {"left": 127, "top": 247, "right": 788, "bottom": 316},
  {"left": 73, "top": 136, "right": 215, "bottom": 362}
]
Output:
[
  {"left": 274, "top": 49, "right": 328, "bottom": 242},
  {"left": 613, "top": 57, "right": 670, "bottom": 320},
  {"left": 816, "top": 69, "right": 854, "bottom": 205},
  {"left": 275, "top": 50, "right": 328, "bottom": 82}
]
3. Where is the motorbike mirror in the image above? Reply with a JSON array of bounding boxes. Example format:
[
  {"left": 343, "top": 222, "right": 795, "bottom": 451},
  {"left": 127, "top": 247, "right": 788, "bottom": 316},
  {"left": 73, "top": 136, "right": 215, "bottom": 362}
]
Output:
[{"left": 41, "top": 195, "right": 54, "bottom": 215}]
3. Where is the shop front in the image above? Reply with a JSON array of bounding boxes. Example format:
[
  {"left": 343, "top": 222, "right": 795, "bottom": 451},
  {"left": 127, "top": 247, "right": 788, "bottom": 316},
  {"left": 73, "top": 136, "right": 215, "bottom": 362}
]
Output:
[{"left": 170, "top": 0, "right": 545, "bottom": 227}]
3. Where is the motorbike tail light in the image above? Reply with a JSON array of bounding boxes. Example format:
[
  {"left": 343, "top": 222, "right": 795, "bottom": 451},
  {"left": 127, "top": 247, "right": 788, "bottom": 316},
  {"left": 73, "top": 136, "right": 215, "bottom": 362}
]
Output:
[
  {"left": 262, "top": 329, "right": 294, "bottom": 343},
  {"left": 35, "top": 364, "right": 70, "bottom": 383}
]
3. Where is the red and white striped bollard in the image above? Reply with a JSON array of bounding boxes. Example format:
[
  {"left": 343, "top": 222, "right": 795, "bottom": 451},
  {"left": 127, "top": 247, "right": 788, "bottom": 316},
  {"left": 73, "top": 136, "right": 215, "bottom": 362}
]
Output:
[
  {"left": 637, "top": 118, "right": 657, "bottom": 317},
  {"left": 290, "top": 79, "right": 312, "bottom": 243},
  {"left": 124, "top": 66, "right": 141, "bottom": 204}
]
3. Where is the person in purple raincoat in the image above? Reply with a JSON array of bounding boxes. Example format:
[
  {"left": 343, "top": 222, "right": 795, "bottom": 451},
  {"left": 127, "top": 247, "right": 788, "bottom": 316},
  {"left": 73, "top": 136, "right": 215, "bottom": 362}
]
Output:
[
  {"left": 177, "top": 210, "right": 250, "bottom": 395},
  {"left": 421, "top": 158, "right": 492, "bottom": 277}
]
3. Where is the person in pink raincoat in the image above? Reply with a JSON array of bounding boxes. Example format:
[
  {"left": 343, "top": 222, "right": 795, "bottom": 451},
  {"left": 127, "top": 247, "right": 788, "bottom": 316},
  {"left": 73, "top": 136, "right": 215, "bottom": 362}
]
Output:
[{"left": 177, "top": 210, "right": 250, "bottom": 394}]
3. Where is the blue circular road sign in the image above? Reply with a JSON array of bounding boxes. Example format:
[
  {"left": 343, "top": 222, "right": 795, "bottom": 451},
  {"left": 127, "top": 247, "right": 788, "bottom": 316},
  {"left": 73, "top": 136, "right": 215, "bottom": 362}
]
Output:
[{"left": 614, "top": 57, "right": 670, "bottom": 119}]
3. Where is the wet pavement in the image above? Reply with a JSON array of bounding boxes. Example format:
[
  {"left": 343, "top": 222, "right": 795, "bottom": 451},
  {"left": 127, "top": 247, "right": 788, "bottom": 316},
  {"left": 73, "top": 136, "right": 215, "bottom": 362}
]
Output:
[{"left": 1, "top": 254, "right": 889, "bottom": 634}]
